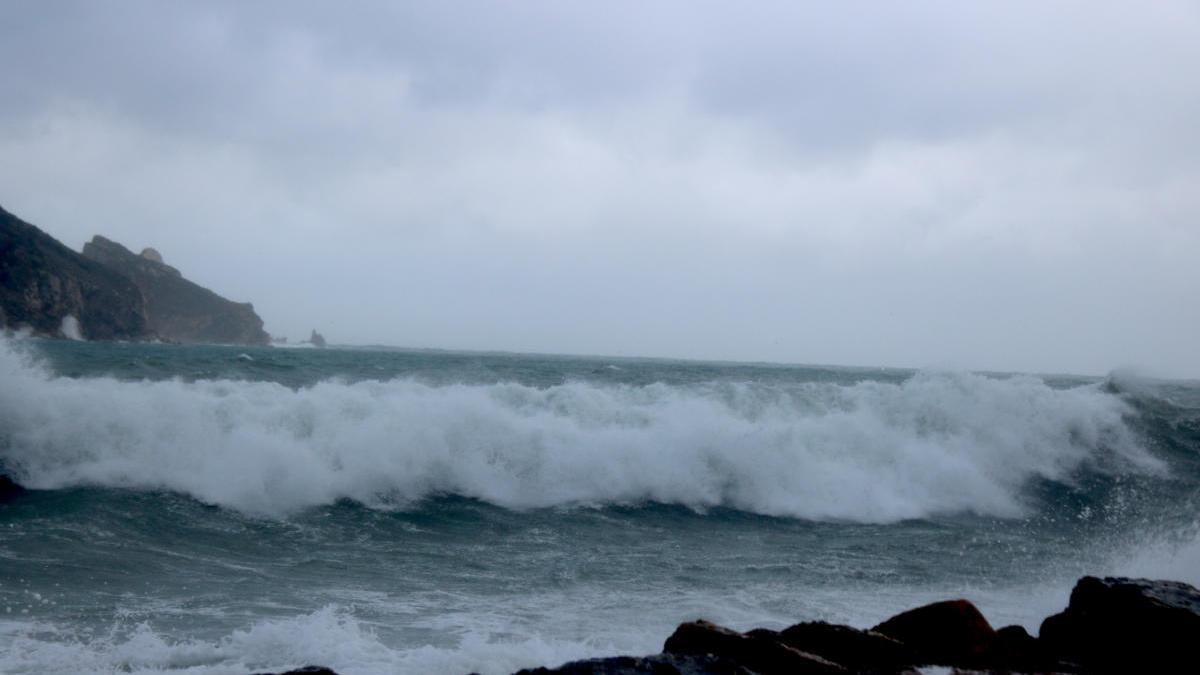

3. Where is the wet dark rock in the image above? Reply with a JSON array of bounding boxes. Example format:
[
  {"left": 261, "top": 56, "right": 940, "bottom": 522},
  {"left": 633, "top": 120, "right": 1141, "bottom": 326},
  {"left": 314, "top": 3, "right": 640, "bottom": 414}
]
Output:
[
  {"left": 1, "top": 205, "right": 151, "bottom": 340},
  {"left": 250, "top": 667, "right": 339, "bottom": 675},
  {"left": 871, "top": 599, "right": 996, "bottom": 667},
  {"left": 308, "top": 329, "right": 326, "bottom": 348},
  {"left": 0, "top": 474, "right": 26, "bottom": 502},
  {"left": 663, "top": 620, "right": 845, "bottom": 674},
  {"left": 505, "top": 576, "right": 1200, "bottom": 674},
  {"left": 776, "top": 621, "right": 917, "bottom": 673},
  {"left": 1039, "top": 576, "right": 1200, "bottom": 673},
  {"left": 989, "top": 624, "right": 1060, "bottom": 672},
  {"left": 513, "top": 653, "right": 754, "bottom": 674},
  {"left": 82, "top": 235, "right": 269, "bottom": 345}
]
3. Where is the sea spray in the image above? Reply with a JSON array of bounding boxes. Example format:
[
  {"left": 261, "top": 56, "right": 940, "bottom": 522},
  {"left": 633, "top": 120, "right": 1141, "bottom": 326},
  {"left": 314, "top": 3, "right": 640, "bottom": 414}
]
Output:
[
  {"left": 2, "top": 339, "right": 1198, "bottom": 675},
  {"left": 0, "top": 337, "right": 1159, "bottom": 520}
]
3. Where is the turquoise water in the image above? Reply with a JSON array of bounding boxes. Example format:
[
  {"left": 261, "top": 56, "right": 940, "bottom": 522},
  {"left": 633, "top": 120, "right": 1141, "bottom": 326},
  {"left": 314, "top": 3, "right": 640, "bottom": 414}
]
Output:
[{"left": 1, "top": 339, "right": 1198, "bottom": 674}]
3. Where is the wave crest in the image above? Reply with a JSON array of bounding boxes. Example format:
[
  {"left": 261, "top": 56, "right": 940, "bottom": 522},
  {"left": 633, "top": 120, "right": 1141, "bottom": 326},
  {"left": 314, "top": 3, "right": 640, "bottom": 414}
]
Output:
[{"left": 0, "top": 341, "right": 1161, "bottom": 521}]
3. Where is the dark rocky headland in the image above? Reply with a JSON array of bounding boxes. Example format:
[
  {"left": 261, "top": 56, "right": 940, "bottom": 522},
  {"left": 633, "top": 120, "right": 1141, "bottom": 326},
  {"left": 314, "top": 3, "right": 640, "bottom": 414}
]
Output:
[
  {"left": 248, "top": 576, "right": 1200, "bottom": 674},
  {"left": 0, "top": 204, "right": 268, "bottom": 344},
  {"left": 82, "top": 233, "right": 269, "bottom": 345}
]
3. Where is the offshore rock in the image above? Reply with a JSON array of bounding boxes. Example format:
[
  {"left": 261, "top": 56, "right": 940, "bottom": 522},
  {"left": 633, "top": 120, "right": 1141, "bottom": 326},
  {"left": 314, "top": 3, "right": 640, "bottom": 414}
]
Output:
[
  {"left": 1, "top": 205, "right": 151, "bottom": 340},
  {"left": 1039, "top": 576, "right": 1200, "bottom": 673},
  {"left": 663, "top": 620, "right": 845, "bottom": 674},
  {"left": 308, "top": 329, "right": 327, "bottom": 348},
  {"left": 83, "top": 235, "right": 269, "bottom": 345},
  {"left": 870, "top": 599, "right": 996, "bottom": 667}
]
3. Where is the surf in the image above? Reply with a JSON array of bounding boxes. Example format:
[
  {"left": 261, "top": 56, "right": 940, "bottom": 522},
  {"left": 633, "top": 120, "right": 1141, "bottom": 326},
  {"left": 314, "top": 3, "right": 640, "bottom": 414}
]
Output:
[{"left": 0, "top": 338, "right": 1162, "bottom": 521}]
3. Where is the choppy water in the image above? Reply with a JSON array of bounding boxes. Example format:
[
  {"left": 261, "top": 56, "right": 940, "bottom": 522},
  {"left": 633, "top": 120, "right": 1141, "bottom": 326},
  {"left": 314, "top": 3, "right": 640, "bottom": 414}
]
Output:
[{"left": 1, "top": 339, "right": 1198, "bottom": 674}]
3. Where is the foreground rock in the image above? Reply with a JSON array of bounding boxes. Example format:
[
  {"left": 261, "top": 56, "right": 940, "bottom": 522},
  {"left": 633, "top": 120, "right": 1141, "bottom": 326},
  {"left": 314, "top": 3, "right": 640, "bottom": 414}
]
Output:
[
  {"left": 1, "top": 205, "right": 151, "bottom": 340},
  {"left": 0, "top": 475, "right": 26, "bottom": 502},
  {"left": 664, "top": 620, "right": 845, "bottom": 674},
  {"left": 775, "top": 622, "right": 915, "bottom": 673},
  {"left": 1040, "top": 576, "right": 1200, "bottom": 673},
  {"left": 513, "top": 576, "right": 1200, "bottom": 674},
  {"left": 870, "top": 599, "right": 995, "bottom": 667},
  {"left": 249, "top": 662, "right": 338, "bottom": 667},
  {"left": 514, "top": 653, "right": 755, "bottom": 675},
  {"left": 83, "top": 235, "right": 269, "bottom": 345}
]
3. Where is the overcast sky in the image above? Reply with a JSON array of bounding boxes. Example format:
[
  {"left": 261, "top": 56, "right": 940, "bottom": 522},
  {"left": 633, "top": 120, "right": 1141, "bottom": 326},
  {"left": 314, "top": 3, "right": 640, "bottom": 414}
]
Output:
[{"left": 1, "top": 1, "right": 1197, "bottom": 375}]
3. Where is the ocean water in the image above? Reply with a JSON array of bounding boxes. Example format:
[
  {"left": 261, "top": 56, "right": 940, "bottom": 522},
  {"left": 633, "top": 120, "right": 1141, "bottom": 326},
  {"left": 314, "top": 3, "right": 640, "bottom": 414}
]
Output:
[{"left": 1, "top": 339, "right": 1198, "bottom": 674}]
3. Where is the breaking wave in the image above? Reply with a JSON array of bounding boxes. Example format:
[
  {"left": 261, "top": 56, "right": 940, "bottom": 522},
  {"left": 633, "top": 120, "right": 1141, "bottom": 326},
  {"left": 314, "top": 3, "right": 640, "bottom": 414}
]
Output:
[
  {"left": 0, "top": 606, "right": 600, "bottom": 675},
  {"left": 0, "top": 340, "right": 1163, "bottom": 521}
]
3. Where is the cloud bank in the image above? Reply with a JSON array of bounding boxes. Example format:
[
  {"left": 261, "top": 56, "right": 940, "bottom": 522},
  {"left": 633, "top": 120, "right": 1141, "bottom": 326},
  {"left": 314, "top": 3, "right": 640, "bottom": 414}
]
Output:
[{"left": 1, "top": 1, "right": 1197, "bottom": 375}]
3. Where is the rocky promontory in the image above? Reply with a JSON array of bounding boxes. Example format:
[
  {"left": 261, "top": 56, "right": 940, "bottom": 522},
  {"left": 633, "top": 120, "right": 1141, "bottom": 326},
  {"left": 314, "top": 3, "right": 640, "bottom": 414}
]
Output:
[
  {"left": 82, "top": 234, "right": 269, "bottom": 345},
  {"left": 0, "top": 204, "right": 269, "bottom": 344},
  {"left": 0, "top": 205, "right": 151, "bottom": 340}
]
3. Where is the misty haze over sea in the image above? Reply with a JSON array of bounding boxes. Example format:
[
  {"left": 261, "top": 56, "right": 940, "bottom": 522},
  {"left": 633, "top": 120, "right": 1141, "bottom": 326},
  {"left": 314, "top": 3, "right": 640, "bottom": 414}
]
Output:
[{"left": 2, "top": 2, "right": 1200, "bottom": 674}]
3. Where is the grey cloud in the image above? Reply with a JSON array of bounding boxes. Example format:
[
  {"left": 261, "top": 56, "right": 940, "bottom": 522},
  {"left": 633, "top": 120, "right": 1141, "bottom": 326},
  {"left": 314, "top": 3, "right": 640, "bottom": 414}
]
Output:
[{"left": 0, "top": 1, "right": 1197, "bottom": 376}]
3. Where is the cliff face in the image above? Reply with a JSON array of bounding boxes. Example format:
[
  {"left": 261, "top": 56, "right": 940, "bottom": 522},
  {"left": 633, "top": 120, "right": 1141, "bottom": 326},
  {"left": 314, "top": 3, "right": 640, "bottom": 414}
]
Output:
[
  {"left": 0, "top": 206, "right": 151, "bottom": 340},
  {"left": 82, "top": 235, "right": 270, "bottom": 345},
  {"left": 0, "top": 205, "right": 270, "bottom": 345}
]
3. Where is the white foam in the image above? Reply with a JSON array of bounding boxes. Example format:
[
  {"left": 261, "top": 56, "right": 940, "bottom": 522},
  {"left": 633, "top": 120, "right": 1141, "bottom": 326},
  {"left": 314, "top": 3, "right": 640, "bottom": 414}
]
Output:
[
  {"left": 0, "top": 607, "right": 615, "bottom": 675},
  {"left": 0, "top": 339, "right": 1160, "bottom": 520}
]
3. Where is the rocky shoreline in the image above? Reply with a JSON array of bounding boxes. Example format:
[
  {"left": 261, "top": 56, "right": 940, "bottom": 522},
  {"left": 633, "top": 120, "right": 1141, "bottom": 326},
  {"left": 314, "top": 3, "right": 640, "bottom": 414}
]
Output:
[{"left": 260, "top": 575, "right": 1199, "bottom": 674}]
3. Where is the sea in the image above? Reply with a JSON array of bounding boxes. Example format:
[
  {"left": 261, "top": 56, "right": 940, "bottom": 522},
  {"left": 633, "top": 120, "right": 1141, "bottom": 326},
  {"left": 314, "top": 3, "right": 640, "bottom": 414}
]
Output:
[{"left": 1, "top": 338, "right": 1198, "bottom": 674}]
